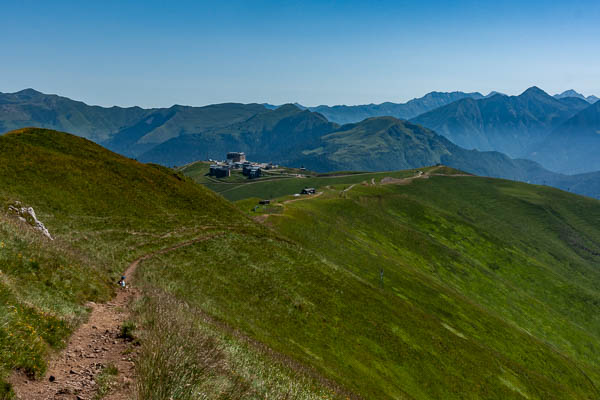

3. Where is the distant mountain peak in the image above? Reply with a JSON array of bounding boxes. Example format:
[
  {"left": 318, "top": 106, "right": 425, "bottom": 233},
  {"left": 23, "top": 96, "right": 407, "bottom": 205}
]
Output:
[
  {"left": 13, "top": 88, "right": 44, "bottom": 97},
  {"left": 557, "top": 89, "right": 583, "bottom": 98},
  {"left": 274, "top": 103, "right": 302, "bottom": 113},
  {"left": 485, "top": 91, "right": 506, "bottom": 98},
  {"left": 521, "top": 86, "right": 550, "bottom": 97},
  {"left": 292, "top": 102, "right": 307, "bottom": 110},
  {"left": 18, "top": 88, "right": 42, "bottom": 94},
  {"left": 554, "top": 90, "right": 599, "bottom": 104},
  {"left": 418, "top": 90, "right": 484, "bottom": 100}
]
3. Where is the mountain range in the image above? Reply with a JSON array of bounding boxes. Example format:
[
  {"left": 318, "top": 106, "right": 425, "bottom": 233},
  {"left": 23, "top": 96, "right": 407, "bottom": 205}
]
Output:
[
  {"left": 142, "top": 108, "right": 600, "bottom": 198},
  {"left": 139, "top": 104, "right": 337, "bottom": 166},
  {"left": 302, "top": 91, "right": 486, "bottom": 124},
  {"left": 554, "top": 89, "right": 599, "bottom": 104},
  {"left": 137, "top": 104, "right": 558, "bottom": 180},
  {"left": 2, "top": 88, "right": 600, "bottom": 196},
  {"left": 0, "top": 89, "right": 269, "bottom": 157},
  {"left": 284, "top": 116, "right": 554, "bottom": 181},
  {"left": 529, "top": 100, "right": 600, "bottom": 174},
  {"left": 0, "top": 88, "right": 150, "bottom": 143},
  {"left": 266, "top": 89, "right": 598, "bottom": 126},
  {"left": 411, "top": 87, "right": 591, "bottom": 158}
]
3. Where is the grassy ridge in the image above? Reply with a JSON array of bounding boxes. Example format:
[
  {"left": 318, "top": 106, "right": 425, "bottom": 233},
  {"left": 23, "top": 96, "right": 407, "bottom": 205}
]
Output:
[
  {"left": 0, "top": 128, "right": 333, "bottom": 399},
  {"left": 0, "top": 128, "right": 232, "bottom": 394},
  {"left": 0, "top": 129, "right": 249, "bottom": 274},
  {"left": 264, "top": 176, "right": 600, "bottom": 398}
]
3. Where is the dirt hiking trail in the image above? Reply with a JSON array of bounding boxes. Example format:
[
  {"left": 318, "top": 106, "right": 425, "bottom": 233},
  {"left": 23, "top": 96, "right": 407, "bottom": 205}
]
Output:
[
  {"left": 380, "top": 166, "right": 473, "bottom": 185},
  {"left": 11, "top": 235, "right": 218, "bottom": 400}
]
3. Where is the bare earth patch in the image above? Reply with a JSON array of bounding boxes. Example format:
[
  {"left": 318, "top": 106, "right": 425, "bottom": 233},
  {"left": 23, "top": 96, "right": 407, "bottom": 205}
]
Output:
[{"left": 11, "top": 281, "right": 137, "bottom": 400}]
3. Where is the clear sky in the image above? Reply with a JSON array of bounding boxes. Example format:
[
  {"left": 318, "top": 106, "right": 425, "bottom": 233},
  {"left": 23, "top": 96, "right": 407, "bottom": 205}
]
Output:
[{"left": 2, "top": 0, "right": 599, "bottom": 108}]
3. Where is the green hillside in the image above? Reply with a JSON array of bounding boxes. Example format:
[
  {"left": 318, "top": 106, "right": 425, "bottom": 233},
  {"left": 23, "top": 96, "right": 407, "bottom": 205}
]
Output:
[
  {"left": 180, "top": 160, "right": 427, "bottom": 201},
  {"left": 0, "top": 128, "right": 333, "bottom": 399},
  {"left": 3, "top": 128, "right": 600, "bottom": 399},
  {"left": 0, "top": 127, "right": 233, "bottom": 392},
  {"left": 260, "top": 171, "right": 600, "bottom": 398}
]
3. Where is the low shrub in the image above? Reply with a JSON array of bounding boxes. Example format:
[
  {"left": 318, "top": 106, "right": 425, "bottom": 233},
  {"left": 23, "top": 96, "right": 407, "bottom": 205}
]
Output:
[{"left": 118, "top": 321, "right": 137, "bottom": 342}]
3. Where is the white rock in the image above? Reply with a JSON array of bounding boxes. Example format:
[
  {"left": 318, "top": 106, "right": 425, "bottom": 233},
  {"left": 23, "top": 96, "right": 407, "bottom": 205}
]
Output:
[{"left": 8, "top": 202, "right": 53, "bottom": 240}]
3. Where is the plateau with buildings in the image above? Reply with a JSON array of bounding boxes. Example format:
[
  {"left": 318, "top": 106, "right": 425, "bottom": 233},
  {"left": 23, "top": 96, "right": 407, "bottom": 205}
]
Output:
[{"left": 209, "top": 152, "right": 278, "bottom": 180}]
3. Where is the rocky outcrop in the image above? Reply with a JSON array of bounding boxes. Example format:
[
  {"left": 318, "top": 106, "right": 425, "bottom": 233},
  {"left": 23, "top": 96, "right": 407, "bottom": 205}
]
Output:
[{"left": 7, "top": 201, "right": 53, "bottom": 240}]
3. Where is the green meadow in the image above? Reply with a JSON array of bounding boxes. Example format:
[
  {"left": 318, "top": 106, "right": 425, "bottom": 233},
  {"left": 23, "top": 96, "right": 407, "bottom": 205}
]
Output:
[
  {"left": 0, "top": 129, "right": 331, "bottom": 399},
  {"left": 2, "top": 128, "right": 600, "bottom": 399},
  {"left": 181, "top": 160, "right": 422, "bottom": 201}
]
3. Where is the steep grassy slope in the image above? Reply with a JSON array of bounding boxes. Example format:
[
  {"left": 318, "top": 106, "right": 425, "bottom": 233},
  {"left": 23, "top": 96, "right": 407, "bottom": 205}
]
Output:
[
  {"left": 261, "top": 175, "right": 600, "bottom": 399},
  {"left": 0, "top": 128, "right": 332, "bottom": 399},
  {"left": 0, "top": 213, "right": 112, "bottom": 397},
  {"left": 0, "top": 127, "right": 232, "bottom": 394}
]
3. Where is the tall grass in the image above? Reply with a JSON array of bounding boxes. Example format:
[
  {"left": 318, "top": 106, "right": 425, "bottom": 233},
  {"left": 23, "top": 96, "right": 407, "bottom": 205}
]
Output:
[
  {"left": 0, "top": 381, "right": 13, "bottom": 400},
  {"left": 0, "top": 215, "right": 110, "bottom": 384},
  {"left": 134, "top": 290, "right": 337, "bottom": 400},
  {"left": 135, "top": 292, "right": 228, "bottom": 400}
]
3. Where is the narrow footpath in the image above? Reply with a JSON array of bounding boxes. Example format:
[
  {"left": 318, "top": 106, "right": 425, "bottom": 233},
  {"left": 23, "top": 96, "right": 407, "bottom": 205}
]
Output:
[{"left": 11, "top": 235, "right": 217, "bottom": 400}]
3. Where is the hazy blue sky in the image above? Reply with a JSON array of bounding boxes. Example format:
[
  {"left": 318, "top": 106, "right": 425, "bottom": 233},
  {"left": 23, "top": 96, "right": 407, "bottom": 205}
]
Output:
[{"left": 2, "top": 0, "right": 599, "bottom": 107}]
